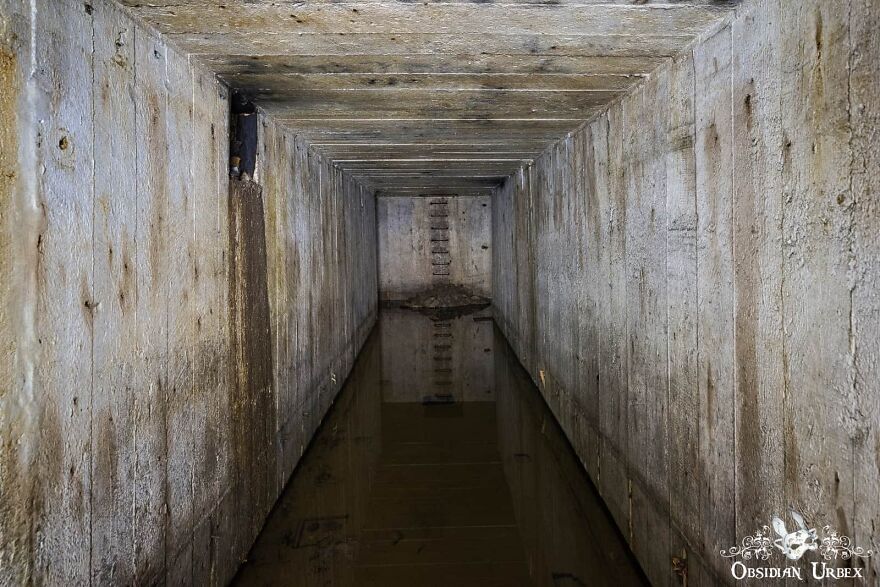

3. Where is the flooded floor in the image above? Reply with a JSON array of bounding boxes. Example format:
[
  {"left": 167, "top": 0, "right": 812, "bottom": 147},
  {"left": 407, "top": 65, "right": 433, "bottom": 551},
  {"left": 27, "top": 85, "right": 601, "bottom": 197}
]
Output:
[{"left": 233, "top": 308, "right": 647, "bottom": 587}]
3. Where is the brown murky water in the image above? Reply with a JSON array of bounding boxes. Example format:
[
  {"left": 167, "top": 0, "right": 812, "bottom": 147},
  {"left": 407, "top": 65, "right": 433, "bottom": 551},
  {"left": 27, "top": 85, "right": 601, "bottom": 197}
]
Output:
[{"left": 233, "top": 308, "right": 647, "bottom": 587}]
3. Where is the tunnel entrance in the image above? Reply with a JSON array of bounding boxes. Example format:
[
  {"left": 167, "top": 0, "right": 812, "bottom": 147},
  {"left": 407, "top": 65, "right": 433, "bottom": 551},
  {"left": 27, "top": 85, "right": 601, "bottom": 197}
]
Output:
[{"left": 232, "top": 308, "right": 646, "bottom": 587}]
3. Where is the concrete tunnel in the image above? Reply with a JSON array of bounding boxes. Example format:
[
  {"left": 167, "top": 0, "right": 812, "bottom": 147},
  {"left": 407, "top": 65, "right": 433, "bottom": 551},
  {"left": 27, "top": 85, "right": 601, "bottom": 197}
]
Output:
[{"left": 1, "top": 0, "right": 879, "bottom": 585}]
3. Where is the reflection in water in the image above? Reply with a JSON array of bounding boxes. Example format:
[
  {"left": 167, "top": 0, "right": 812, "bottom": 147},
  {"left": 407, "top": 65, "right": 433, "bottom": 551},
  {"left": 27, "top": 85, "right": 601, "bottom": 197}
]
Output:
[{"left": 233, "top": 308, "right": 646, "bottom": 587}]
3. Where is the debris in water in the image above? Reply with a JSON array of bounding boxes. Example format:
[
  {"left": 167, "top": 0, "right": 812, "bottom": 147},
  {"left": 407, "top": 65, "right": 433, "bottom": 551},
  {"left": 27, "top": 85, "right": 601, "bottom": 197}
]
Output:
[{"left": 401, "top": 284, "right": 490, "bottom": 310}]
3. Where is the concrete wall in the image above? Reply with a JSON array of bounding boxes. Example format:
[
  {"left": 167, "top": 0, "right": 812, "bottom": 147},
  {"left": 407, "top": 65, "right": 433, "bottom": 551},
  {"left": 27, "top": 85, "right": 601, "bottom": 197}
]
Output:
[
  {"left": 492, "top": 0, "right": 880, "bottom": 584},
  {"left": 0, "top": 0, "right": 377, "bottom": 584},
  {"left": 257, "top": 113, "right": 379, "bottom": 499},
  {"left": 377, "top": 196, "right": 491, "bottom": 301}
]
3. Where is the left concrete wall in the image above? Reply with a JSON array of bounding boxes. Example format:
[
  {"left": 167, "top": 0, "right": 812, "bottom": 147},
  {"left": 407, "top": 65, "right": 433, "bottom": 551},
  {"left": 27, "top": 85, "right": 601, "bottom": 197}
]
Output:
[
  {"left": 0, "top": 1, "right": 378, "bottom": 584},
  {"left": 256, "top": 113, "right": 379, "bottom": 517}
]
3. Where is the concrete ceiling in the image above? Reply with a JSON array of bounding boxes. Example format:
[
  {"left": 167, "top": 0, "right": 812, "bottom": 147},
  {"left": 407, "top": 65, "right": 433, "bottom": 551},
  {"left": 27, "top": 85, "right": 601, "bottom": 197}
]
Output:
[{"left": 118, "top": 0, "right": 737, "bottom": 196}]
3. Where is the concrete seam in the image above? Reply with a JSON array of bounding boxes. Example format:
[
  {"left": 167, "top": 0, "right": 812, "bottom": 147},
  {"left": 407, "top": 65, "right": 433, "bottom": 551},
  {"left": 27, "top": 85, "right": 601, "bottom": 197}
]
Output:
[
  {"left": 130, "top": 23, "right": 139, "bottom": 577},
  {"left": 690, "top": 44, "right": 702, "bottom": 571},
  {"left": 88, "top": 6, "right": 97, "bottom": 585},
  {"left": 728, "top": 22, "right": 737, "bottom": 556}
]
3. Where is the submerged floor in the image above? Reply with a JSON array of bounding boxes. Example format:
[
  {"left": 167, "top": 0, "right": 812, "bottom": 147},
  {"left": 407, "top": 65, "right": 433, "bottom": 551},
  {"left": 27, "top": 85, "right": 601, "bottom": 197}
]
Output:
[{"left": 233, "top": 308, "right": 646, "bottom": 587}]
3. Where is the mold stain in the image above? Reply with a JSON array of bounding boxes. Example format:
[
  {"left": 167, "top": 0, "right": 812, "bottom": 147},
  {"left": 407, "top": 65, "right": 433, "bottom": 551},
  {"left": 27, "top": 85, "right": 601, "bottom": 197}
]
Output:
[
  {"left": 227, "top": 179, "right": 277, "bottom": 525},
  {"left": 119, "top": 239, "right": 134, "bottom": 314}
]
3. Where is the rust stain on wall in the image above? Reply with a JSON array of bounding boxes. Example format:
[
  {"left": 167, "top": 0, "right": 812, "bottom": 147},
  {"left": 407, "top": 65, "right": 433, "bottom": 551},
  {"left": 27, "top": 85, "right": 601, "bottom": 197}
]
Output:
[
  {"left": 0, "top": 43, "right": 36, "bottom": 585},
  {"left": 0, "top": 47, "right": 18, "bottom": 399},
  {"left": 0, "top": 41, "right": 21, "bottom": 576}
]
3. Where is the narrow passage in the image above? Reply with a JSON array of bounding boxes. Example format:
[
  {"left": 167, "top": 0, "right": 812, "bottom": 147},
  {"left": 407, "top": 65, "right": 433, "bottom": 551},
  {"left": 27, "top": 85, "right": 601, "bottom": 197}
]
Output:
[{"left": 234, "top": 308, "right": 646, "bottom": 587}]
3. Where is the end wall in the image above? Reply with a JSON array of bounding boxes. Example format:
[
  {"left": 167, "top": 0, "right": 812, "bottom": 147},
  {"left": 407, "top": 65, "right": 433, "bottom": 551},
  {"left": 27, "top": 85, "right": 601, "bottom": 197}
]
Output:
[
  {"left": 492, "top": 0, "right": 879, "bottom": 584},
  {"left": 377, "top": 195, "right": 491, "bottom": 301}
]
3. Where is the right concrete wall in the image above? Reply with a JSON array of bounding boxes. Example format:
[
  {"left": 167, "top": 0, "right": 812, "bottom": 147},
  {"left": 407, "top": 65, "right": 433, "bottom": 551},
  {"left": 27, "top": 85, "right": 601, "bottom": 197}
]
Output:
[{"left": 492, "top": 1, "right": 879, "bottom": 584}]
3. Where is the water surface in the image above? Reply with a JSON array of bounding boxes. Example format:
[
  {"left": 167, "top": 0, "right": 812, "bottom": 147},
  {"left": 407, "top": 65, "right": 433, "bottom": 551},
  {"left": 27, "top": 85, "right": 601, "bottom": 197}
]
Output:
[{"left": 233, "top": 307, "right": 646, "bottom": 587}]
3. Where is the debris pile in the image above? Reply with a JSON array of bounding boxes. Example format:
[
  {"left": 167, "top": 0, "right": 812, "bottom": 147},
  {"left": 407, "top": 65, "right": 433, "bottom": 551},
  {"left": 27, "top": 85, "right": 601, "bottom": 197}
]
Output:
[{"left": 401, "top": 285, "right": 490, "bottom": 310}]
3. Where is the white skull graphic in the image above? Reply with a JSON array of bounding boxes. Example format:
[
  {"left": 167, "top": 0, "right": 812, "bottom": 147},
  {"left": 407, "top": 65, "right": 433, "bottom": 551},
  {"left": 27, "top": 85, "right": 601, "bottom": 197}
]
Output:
[{"left": 772, "top": 511, "right": 818, "bottom": 560}]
